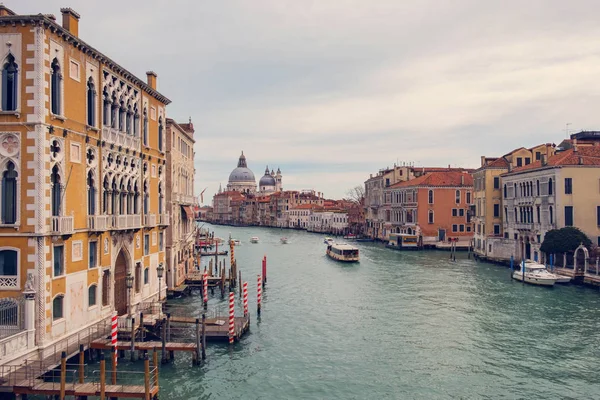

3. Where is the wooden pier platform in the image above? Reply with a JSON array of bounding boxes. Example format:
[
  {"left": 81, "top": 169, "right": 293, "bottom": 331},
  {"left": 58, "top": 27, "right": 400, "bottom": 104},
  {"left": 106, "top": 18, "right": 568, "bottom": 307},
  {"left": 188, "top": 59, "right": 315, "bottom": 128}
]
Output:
[
  {"left": 90, "top": 339, "right": 198, "bottom": 352},
  {"left": 168, "top": 316, "right": 250, "bottom": 341},
  {"left": 13, "top": 381, "right": 158, "bottom": 399}
]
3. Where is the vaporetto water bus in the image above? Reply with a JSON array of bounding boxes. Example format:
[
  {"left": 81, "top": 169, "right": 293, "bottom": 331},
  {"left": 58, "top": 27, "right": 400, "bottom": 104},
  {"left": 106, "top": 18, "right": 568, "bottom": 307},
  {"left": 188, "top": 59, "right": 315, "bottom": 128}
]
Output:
[{"left": 326, "top": 243, "right": 360, "bottom": 262}]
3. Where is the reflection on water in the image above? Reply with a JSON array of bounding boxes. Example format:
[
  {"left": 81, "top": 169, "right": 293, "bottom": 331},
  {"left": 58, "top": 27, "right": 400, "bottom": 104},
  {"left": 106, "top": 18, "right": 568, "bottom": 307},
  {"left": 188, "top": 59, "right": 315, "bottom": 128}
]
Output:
[{"left": 124, "top": 224, "right": 600, "bottom": 399}]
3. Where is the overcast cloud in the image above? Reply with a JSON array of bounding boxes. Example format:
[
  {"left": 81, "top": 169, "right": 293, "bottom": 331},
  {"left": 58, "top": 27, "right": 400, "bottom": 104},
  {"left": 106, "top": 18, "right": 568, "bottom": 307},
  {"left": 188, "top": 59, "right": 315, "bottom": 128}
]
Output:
[{"left": 22, "top": 0, "right": 600, "bottom": 201}]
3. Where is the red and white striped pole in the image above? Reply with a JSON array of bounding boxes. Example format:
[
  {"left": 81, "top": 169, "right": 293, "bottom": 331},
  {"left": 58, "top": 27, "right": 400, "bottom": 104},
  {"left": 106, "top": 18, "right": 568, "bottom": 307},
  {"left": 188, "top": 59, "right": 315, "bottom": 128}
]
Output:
[
  {"left": 242, "top": 281, "right": 248, "bottom": 317},
  {"left": 111, "top": 312, "right": 118, "bottom": 366},
  {"left": 228, "top": 292, "right": 235, "bottom": 344},
  {"left": 262, "top": 255, "right": 267, "bottom": 286},
  {"left": 257, "top": 274, "right": 262, "bottom": 316},
  {"left": 203, "top": 269, "right": 208, "bottom": 306}
]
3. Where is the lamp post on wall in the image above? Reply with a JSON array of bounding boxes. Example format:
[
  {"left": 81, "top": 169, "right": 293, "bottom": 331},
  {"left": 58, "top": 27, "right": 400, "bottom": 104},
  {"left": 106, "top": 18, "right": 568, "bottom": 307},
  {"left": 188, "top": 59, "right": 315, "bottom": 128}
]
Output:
[
  {"left": 157, "top": 263, "right": 165, "bottom": 303},
  {"left": 125, "top": 273, "right": 134, "bottom": 317}
]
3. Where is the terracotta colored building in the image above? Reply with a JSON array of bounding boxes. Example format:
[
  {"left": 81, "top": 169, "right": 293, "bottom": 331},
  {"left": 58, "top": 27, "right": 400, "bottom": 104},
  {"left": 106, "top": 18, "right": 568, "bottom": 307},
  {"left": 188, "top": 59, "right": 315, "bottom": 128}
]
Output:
[{"left": 388, "top": 171, "right": 474, "bottom": 243}]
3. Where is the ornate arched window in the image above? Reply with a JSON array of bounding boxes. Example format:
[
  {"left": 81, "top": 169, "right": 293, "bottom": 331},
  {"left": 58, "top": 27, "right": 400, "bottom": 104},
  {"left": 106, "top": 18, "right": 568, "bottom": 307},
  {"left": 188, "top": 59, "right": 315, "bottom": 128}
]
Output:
[
  {"left": 119, "top": 180, "right": 126, "bottom": 214},
  {"left": 134, "top": 181, "right": 140, "bottom": 214},
  {"left": 126, "top": 104, "right": 133, "bottom": 135},
  {"left": 133, "top": 106, "right": 139, "bottom": 137},
  {"left": 51, "top": 165, "right": 61, "bottom": 217},
  {"left": 52, "top": 295, "right": 64, "bottom": 320},
  {"left": 127, "top": 180, "right": 133, "bottom": 214},
  {"left": 143, "top": 180, "right": 149, "bottom": 214},
  {"left": 87, "top": 78, "right": 96, "bottom": 126},
  {"left": 548, "top": 178, "right": 553, "bottom": 195},
  {"left": 87, "top": 170, "right": 95, "bottom": 215},
  {"left": 111, "top": 93, "right": 118, "bottom": 129},
  {"left": 102, "top": 175, "right": 109, "bottom": 214},
  {"left": 158, "top": 117, "right": 163, "bottom": 151},
  {"left": 88, "top": 284, "right": 97, "bottom": 307},
  {"left": 143, "top": 108, "right": 148, "bottom": 146},
  {"left": 503, "top": 184, "right": 507, "bottom": 198},
  {"left": 50, "top": 58, "right": 61, "bottom": 115},
  {"left": 103, "top": 88, "right": 110, "bottom": 126},
  {"left": 119, "top": 100, "right": 126, "bottom": 132},
  {"left": 111, "top": 179, "right": 118, "bottom": 215},
  {"left": 549, "top": 206, "right": 554, "bottom": 224},
  {"left": 158, "top": 183, "right": 163, "bottom": 214},
  {"left": 1, "top": 161, "right": 17, "bottom": 224},
  {"left": 428, "top": 190, "right": 433, "bottom": 204},
  {"left": 2, "top": 54, "right": 18, "bottom": 111}
]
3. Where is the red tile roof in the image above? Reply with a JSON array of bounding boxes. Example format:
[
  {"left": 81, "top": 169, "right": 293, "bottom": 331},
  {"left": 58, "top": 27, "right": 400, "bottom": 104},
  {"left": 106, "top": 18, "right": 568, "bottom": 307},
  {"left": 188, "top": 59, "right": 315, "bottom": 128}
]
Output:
[
  {"left": 390, "top": 171, "right": 473, "bottom": 188},
  {"left": 509, "top": 146, "right": 600, "bottom": 173}
]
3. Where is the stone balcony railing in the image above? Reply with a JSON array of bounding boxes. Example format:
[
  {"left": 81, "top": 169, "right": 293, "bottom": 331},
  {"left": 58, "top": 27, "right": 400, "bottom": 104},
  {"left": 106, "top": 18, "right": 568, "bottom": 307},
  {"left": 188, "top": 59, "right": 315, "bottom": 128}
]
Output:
[
  {"left": 50, "top": 215, "right": 74, "bottom": 235},
  {"left": 144, "top": 213, "right": 157, "bottom": 227},
  {"left": 175, "top": 193, "right": 196, "bottom": 205},
  {"left": 158, "top": 214, "right": 170, "bottom": 226},
  {"left": 102, "top": 127, "right": 141, "bottom": 151},
  {"left": 87, "top": 215, "right": 111, "bottom": 231},
  {"left": 112, "top": 215, "right": 142, "bottom": 230}
]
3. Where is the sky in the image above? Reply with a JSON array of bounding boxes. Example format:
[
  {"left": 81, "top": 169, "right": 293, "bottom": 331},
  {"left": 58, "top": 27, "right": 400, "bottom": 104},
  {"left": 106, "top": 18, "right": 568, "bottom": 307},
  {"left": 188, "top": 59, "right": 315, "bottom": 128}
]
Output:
[{"left": 21, "top": 0, "right": 600, "bottom": 202}]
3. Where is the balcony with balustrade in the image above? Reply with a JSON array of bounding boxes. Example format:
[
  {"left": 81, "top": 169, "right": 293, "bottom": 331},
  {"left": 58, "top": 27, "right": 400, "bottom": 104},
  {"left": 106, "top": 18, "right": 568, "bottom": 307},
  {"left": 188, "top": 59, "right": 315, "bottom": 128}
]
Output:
[
  {"left": 158, "top": 214, "right": 170, "bottom": 226},
  {"left": 112, "top": 215, "right": 142, "bottom": 230},
  {"left": 144, "top": 213, "right": 157, "bottom": 227},
  {"left": 50, "top": 216, "right": 74, "bottom": 235},
  {"left": 101, "top": 127, "right": 140, "bottom": 152},
  {"left": 87, "top": 215, "right": 111, "bottom": 231}
]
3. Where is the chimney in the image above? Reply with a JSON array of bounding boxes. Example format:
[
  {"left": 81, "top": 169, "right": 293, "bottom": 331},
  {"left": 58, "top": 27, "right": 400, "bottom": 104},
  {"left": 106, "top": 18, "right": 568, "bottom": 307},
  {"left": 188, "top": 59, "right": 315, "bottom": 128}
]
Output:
[
  {"left": 573, "top": 138, "right": 578, "bottom": 153},
  {"left": 146, "top": 71, "right": 157, "bottom": 90},
  {"left": 579, "top": 156, "right": 584, "bottom": 165},
  {"left": 60, "top": 8, "right": 80, "bottom": 37},
  {"left": 460, "top": 175, "right": 464, "bottom": 185},
  {"left": 481, "top": 156, "right": 486, "bottom": 167}
]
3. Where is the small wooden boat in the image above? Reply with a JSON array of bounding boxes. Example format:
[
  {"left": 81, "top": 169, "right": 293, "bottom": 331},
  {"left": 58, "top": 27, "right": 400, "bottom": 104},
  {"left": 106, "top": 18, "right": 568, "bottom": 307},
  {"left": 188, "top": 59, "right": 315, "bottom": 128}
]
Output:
[{"left": 200, "top": 250, "right": 229, "bottom": 256}]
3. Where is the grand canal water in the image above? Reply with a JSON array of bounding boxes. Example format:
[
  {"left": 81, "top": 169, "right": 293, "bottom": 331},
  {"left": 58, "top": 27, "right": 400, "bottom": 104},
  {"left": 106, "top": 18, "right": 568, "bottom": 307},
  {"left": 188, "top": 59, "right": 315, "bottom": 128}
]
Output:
[{"left": 151, "top": 224, "right": 600, "bottom": 398}]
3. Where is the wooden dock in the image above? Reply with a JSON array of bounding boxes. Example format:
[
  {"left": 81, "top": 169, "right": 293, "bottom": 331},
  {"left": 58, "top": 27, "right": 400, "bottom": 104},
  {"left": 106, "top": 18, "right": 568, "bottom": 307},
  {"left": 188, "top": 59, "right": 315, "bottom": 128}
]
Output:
[
  {"left": 13, "top": 381, "right": 158, "bottom": 399},
  {"left": 91, "top": 339, "right": 198, "bottom": 352},
  {"left": 168, "top": 316, "right": 250, "bottom": 341}
]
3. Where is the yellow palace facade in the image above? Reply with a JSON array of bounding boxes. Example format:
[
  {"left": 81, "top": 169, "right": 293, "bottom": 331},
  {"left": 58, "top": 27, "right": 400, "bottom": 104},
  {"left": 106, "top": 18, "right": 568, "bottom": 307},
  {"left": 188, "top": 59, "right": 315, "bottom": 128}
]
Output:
[{"left": 0, "top": 6, "right": 170, "bottom": 362}]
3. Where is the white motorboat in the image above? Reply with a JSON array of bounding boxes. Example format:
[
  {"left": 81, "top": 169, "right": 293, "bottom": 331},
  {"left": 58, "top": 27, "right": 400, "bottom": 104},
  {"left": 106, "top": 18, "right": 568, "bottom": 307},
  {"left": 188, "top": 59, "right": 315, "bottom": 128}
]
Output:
[
  {"left": 553, "top": 274, "right": 572, "bottom": 284},
  {"left": 324, "top": 237, "right": 334, "bottom": 245},
  {"left": 512, "top": 261, "right": 557, "bottom": 286},
  {"left": 230, "top": 239, "right": 242, "bottom": 246},
  {"left": 250, "top": 236, "right": 259, "bottom": 243},
  {"left": 280, "top": 237, "right": 289, "bottom": 244},
  {"left": 326, "top": 243, "right": 359, "bottom": 262}
]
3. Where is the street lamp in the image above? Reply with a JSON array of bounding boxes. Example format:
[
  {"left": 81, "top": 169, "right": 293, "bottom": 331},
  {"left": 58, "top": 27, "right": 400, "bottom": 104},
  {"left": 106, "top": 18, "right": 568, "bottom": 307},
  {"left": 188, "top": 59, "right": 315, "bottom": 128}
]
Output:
[
  {"left": 125, "top": 273, "right": 134, "bottom": 317},
  {"left": 157, "top": 263, "right": 165, "bottom": 302}
]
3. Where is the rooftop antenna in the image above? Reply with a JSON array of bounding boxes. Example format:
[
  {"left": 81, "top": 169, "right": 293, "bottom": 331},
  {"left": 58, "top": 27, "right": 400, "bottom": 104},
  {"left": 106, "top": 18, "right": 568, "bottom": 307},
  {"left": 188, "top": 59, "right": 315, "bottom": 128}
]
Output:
[{"left": 565, "top": 122, "right": 572, "bottom": 139}]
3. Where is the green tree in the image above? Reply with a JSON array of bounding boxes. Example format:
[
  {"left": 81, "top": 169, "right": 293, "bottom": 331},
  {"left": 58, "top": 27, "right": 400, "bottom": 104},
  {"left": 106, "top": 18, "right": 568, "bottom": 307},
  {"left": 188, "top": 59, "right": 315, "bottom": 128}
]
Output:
[{"left": 540, "top": 227, "right": 592, "bottom": 254}]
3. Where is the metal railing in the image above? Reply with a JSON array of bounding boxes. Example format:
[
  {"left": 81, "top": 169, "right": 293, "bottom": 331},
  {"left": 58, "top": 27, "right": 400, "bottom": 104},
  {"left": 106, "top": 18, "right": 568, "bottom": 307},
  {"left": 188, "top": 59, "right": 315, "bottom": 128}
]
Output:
[
  {"left": 39, "top": 318, "right": 112, "bottom": 367},
  {"left": 0, "top": 296, "right": 25, "bottom": 340},
  {"left": 0, "top": 363, "right": 79, "bottom": 389},
  {"left": 91, "top": 367, "right": 158, "bottom": 393}
]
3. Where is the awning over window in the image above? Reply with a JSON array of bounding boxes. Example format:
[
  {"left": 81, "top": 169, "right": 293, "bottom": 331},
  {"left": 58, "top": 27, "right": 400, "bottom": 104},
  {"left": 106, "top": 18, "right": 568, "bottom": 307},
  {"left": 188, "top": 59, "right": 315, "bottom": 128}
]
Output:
[{"left": 181, "top": 205, "right": 194, "bottom": 220}]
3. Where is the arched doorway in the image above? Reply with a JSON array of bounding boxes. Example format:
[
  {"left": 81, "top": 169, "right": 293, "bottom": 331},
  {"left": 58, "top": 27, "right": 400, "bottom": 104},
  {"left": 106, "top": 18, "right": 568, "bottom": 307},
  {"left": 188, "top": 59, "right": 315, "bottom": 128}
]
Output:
[{"left": 114, "top": 249, "right": 128, "bottom": 316}]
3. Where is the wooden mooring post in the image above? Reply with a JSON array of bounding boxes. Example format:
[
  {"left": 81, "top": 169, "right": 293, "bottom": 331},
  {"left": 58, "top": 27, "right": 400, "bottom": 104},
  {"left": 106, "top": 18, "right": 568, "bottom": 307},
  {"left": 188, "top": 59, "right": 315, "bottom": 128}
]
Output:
[
  {"left": 112, "top": 345, "right": 117, "bottom": 385},
  {"left": 144, "top": 352, "right": 150, "bottom": 400},
  {"left": 130, "top": 317, "right": 136, "bottom": 361},
  {"left": 153, "top": 348, "right": 159, "bottom": 389},
  {"left": 194, "top": 318, "right": 201, "bottom": 365},
  {"left": 78, "top": 344, "right": 85, "bottom": 384},
  {"left": 60, "top": 351, "right": 66, "bottom": 400},
  {"left": 201, "top": 313, "right": 206, "bottom": 360},
  {"left": 99, "top": 353, "right": 106, "bottom": 399},
  {"left": 161, "top": 317, "right": 167, "bottom": 364}
]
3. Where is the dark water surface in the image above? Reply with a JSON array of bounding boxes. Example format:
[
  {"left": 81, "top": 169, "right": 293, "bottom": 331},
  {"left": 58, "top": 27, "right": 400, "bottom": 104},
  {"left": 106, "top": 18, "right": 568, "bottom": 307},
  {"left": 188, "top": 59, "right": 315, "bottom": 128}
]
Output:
[{"left": 137, "top": 224, "right": 600, "bottom": 399}]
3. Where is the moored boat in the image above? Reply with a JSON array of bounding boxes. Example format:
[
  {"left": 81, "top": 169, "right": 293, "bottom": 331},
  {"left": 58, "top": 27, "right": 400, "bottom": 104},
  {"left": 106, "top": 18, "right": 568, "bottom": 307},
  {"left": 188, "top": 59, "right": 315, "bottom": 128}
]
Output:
[
  {"left": 386, "top": 233, "right": 420, "bottom": 250},
  {"left": 250, "top": 236, "right": 259, "bottom": 243},
  {"left": 512, "top": 261, "right": 556, "bottom": 286},
  {"left": 326, "top": 243, "right": 359, "bottom": 262}
]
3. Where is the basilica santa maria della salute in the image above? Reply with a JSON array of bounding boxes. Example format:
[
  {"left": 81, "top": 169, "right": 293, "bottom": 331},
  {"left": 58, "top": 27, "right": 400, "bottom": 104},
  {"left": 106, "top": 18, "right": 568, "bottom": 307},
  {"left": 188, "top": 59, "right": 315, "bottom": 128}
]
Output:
[{"left": 223, "top": 151, "right": 282, "bottom": 195}]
